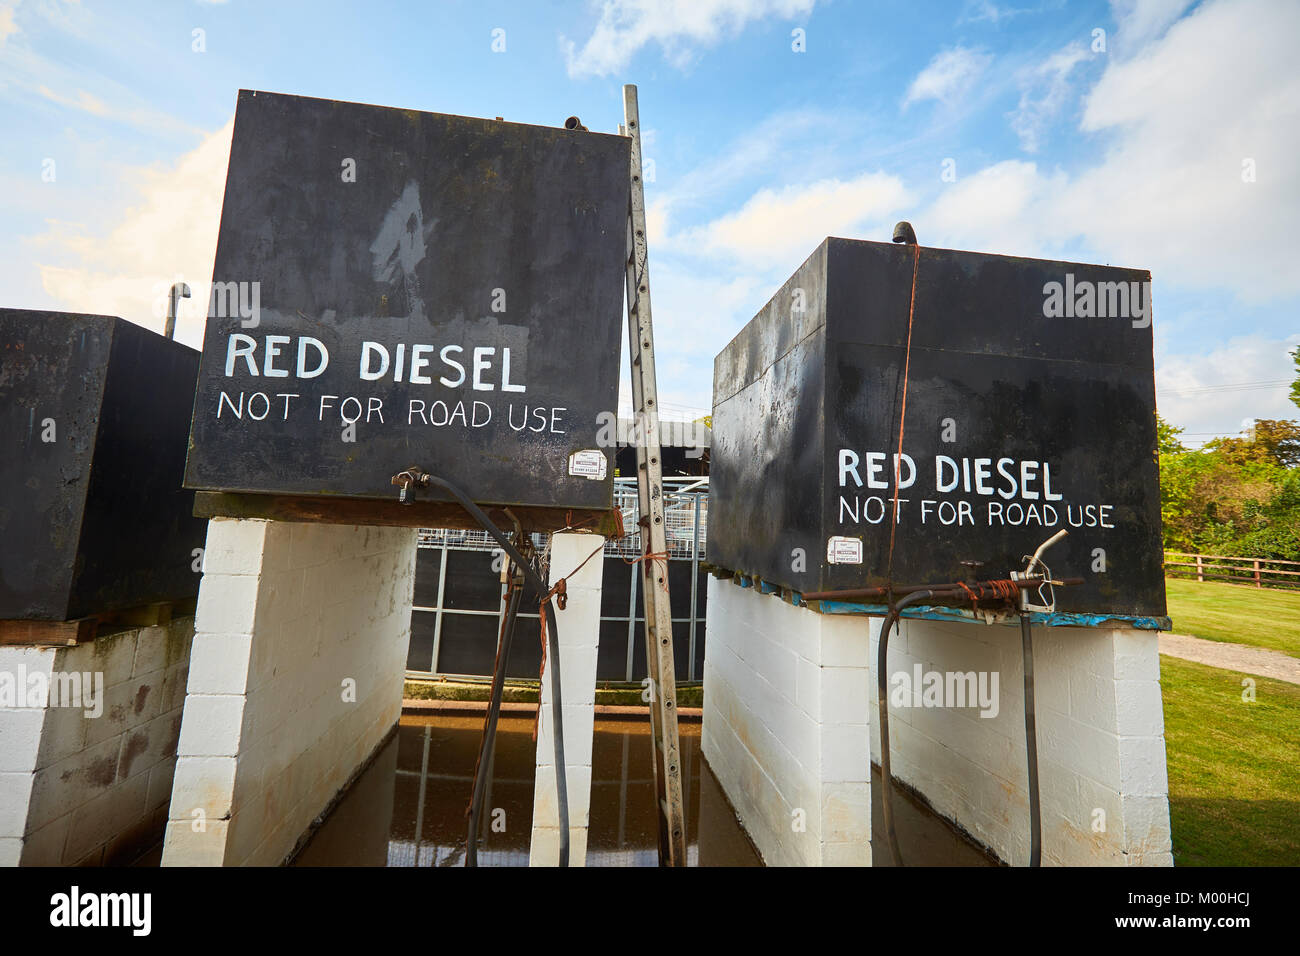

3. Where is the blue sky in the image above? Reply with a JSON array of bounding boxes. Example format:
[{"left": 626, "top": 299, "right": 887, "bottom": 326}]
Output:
[{"left": 2, "top": 0, "right": 1297, "bottom": 442}]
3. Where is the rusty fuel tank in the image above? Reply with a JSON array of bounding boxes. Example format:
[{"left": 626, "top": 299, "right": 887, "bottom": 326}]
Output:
[
  {"left": 183, "top": 91, "right": 630, "bottom": 529},
  {"left": 0, "top": 309, "right": 206, "bottom": 620},
  {"left": 707, "top": 237, "right": 1166, "bottom": 619}
]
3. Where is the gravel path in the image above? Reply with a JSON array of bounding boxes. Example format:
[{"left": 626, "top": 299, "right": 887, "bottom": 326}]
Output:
[{"left": 1159, "top": 632, "right": 1300, "bottom": 685}]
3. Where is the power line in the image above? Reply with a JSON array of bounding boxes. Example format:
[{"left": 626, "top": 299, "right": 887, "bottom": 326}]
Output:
[{"left": 1158, "top": 379, "right": 1289, "bottom": 396}]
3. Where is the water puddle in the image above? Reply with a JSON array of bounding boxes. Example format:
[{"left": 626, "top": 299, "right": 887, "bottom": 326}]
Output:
[
  {"left": 293, "top": 712, "right": 761, "bottom": 866},
  {"left": 291, "top": 710, "right": 992, "bottom": 867}
]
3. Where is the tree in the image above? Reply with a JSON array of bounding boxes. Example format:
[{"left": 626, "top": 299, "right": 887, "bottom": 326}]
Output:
[
  {"left": 1290, "top": 346, "right": 1299, "bottom": 412},
  {"left": 1254, "top": 419, "right": 1300, "bottom": 468},
  {"left": 1156, "top": 414, "right": 1185, "bottom": 455},
  {"left": 1206, "top": 419, "right": 1300, "bottom": 469},
  {"left": 1160, "top": 447, "right": 1298, "bottom": 559}
]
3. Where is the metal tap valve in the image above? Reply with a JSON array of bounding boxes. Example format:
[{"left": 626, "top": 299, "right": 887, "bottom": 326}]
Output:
[{"left": 390, "top": 466, "right": 431, "bottom": 505}]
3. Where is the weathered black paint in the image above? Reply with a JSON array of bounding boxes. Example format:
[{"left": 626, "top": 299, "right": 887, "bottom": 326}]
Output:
[
  {"left": 708, "top": 238, "right": 1166, "bottom": 618},
  {"left": 185, "top": 91, "right": 629, "bottom": 516},
  {"left": 0, "top": 310, "right": 206, "bottom": 620}
]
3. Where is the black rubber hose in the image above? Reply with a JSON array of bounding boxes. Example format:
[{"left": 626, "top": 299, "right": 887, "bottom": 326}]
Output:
[
  {"left": 466, "top": 581, "right": 523, "bottom": 866},
  {"left": 877, "top": 589, "right": 934, "bottom": 867},
  {"left": 422, "top": 474, "right": 570, "bottom": 867},
  {"left": 1020, "top": 612, "right": 1042, "bottom": 867}
]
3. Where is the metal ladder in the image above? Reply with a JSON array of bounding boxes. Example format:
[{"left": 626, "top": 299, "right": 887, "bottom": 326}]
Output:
[{"left": 620, "top": 84, "right": 687, "bottom": 867}]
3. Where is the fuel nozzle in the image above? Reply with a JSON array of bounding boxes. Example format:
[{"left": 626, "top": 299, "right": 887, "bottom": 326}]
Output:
[{"left": 1012, "top": 529, "right": 1069, "bottom": 613}]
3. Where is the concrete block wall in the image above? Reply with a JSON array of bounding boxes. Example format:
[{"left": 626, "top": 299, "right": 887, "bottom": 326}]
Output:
[
  {"left": 702, "top": 577, "right": 872, "bottom": 866},
  {"left": 0, "top": 618, "right": 193, "bottom": 866},
  {"left": 702, "top": 575, "right": 1173, "bottom": 866},
  {"left": 529, "top": 532, "right": 605, "bottom": 867},
  {"left": 162, "top": 518, "right": 415, "bottom": 866},
  {"left": 868, "top": 614, "right": 1172, "bottom": 866}
]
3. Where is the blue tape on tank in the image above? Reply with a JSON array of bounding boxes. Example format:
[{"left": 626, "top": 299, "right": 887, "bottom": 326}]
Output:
[
  {"left": 722, "top": 573, "right": 1170, "bottom": 630},
  {"left": 812, "top": 599, "right": 1170, "bottom": 631}
]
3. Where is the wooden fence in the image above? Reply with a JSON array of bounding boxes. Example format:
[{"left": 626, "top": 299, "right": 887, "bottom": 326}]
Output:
[{"left": 1165, "top": 551, "right": 1300, "bottom": 590}]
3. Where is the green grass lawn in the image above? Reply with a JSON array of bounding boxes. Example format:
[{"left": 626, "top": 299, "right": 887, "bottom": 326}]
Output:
[
  {"left": 1165, "top": 576, "right": 1300, "bottom": 658},
  {"left": 1161, "top": 655, "right": 1300, "bottom": 866}
]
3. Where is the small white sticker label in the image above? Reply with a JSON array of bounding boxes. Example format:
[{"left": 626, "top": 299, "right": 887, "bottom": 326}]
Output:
[
  {"left": 568, "top": 449, "right": 607, "bottom": 480},
  {"left": 826, "top": 536, "right": 863, "bottom": 565}
]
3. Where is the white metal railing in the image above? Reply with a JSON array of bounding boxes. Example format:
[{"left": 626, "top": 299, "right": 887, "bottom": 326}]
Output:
[{"left": 416, "top": 479, "right": 708, "bottom": 560}]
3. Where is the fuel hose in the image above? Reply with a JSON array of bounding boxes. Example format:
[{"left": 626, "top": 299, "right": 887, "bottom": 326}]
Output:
[
  {"left": 876, "top": 589, "right": 935, "bottom": 867},
  {"left": 422, "top": 473, "right": 571, "bottom": 867}
]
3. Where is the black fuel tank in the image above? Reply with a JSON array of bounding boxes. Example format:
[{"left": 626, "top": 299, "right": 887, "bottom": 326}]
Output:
[
  {"left": 184, "top": 90, "right": 630, "bottom": 517},
  {"left": 708, "top": 238, "right": 1165, "bottom": 619},
  {"left": 1, "top": 309, "right": 206, "bottom": 620}
]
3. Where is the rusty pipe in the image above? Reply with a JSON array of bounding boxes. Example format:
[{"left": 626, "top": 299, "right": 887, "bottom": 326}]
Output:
[{"left": 804, "top": 577, "right": 1084, "bottom": 602}]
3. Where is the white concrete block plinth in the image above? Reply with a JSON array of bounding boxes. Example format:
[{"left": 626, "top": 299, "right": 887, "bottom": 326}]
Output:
[
  {"left": 702, "top": 576, "right": 1173, "bottom": 866},
  {"left": 0, "top": 619, "right": 193, "bottom": 866},
  {"left": 702, "top": 577, "right": 872, "bottom": 866},
  {"left": 866, "top": 611, "right": 1173, "bottom": 866},
  {"left": 161, "top": 518, "right": 415, "bottom": 867},
  {"left": 529, "top": 532, "right": 605, "bottom": 867}
]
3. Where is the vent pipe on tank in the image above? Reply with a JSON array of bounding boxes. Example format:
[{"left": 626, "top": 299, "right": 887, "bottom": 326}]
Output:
[{"left": 164, "top": 282, "right": 190, "bottom": 340}]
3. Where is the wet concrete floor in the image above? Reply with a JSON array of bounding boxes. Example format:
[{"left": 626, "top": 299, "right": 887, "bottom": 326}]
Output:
[
  {"left": 292, "top": 710, "right": 995, "bottom": 867},
  {"left": 870, "top": 764, "right": 996, "bottom": 867}
]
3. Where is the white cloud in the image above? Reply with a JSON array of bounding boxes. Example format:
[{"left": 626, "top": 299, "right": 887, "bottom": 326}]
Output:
[
  {"left": 1063, "top": 0, "right": 1300, "bottom": 299},
  {"left": 645, "top": 1, "right": 1296, "bottom": 417},
  {"left": 924, "top": 159, "right": 1066, "bottom": 257},
  {"left": 958, "top": 0, "right": 1058, "bottom": 24},
  {"left": 1156, "top": 333, "right": 1300, "bottom": 438},
  {"left": 633, "top": 170, "right": 908, "bottom": 411},
  {"left": 903, "top": 47, "right": 994, "bottom": 108},
  {"left": 1109, "top": 0, "right": 1196, "bottom": 55},
  {"left": 0, "top": 1, "right": 18, "bottom": 46},
  {"left": 24, "top": 0, "right": 95, "bottom": 43},
  {"left": 0, "top": 1, "right": 207, "bottom": 139},
  {"left": 562, "top": 0, "right": 815, "bottom": 78},
  {"left": 35, "top": 119, "right": 234, "bottom": 349},
  {"left": 677, "top": 171, "right": 910, "bottom": 269},
  {"left": 917, "top": 0, "right": 1300, "bottom": 302},
  {"left": 645, "top": 198, "right": 671, "bottom": 246},
  {"left": 961, "top": 1, "right": 1017, "bottom": 23},
  {"left": 618, "top": 265, "right": 766, "bottom": 418},
  {"left": 36, "top": 84, "right": 109, "bottom": 116},
  {"left": 643, "top": 107, "right": 846, "bottom": 228},
  {"left": 1007, "top": 42, "right": 1090, "bottom": 152}
]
